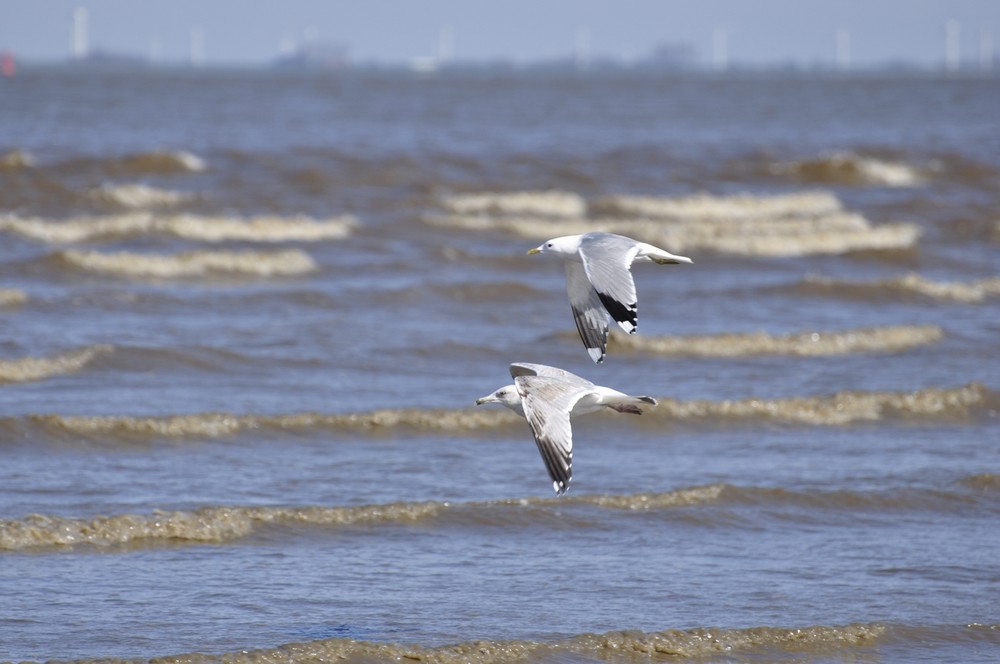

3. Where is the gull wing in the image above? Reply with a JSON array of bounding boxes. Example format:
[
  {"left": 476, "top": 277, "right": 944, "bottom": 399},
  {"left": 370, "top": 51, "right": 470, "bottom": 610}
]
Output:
[
  {"left": 565, "top": 261, "right": 610, "bottom": 363},
  {"left": 509, "top": 362, "right": 593, "bottom": 387},
  {"left": 579, "top": 233, "right": 640, "bottom": 335},
  {"left": 515, "top": 375, "right": 591, "bottom": 496}
]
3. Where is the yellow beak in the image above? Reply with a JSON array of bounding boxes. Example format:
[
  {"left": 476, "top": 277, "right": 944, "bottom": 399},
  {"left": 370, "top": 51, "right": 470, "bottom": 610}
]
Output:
[{"left": 526, "top": 248, "right": 541, "bottom": 255}]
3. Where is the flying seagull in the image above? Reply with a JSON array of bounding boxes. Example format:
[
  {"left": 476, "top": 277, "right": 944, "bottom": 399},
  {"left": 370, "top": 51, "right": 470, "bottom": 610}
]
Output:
[
  {"left": 528, "top": 232, "right": 691, "bottom": 363},
  {"left": 475, "top": 362, "right": 657, "bottom": 495}
]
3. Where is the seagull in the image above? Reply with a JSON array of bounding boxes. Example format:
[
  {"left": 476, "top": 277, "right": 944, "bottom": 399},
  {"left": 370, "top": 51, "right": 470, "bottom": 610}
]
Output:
[
  {"left": 528, "top": 232, "right": 692, "bottom": 363},
  {"left": 475, "top": 362, "right": 657, "bottom": 495}
]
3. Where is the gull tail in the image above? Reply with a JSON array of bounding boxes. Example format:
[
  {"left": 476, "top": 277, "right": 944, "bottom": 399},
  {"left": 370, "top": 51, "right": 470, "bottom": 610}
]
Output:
[
  {"left": 651, "top": 252, "right": 693, "bottom": 265},
  {"left": 640, "top": 242, "right": 693, "bottom": 265}
]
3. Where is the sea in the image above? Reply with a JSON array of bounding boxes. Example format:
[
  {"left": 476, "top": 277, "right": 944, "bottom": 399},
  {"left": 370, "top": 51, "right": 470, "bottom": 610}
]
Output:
[{"left": 0, "top": 67, "right": 998, "bottom": 664}]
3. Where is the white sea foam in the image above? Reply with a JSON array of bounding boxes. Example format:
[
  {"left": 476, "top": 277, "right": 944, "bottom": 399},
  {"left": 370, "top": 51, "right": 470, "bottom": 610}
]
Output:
[
  {"left": 0, "top": 289, "right": 26, "bottom": 307},
  {"left": 428, "top": 213, "right": 919, "bottom": 256},
  {"left": 88, "top": 183, "right": 195, "bottom": 208},
  {"left": 805, "top": 273, "right": 1000, "bottom": 303},
  {"left": 772, "top": 152, "right": 925, "bottom": 187},
  {"left": 0, "top": 149, "right": 36, "bottom": 170},
  {"left": 442, "top": 190, "right": 587, "bottom": 217},
  {"left": 0, "top": 213, "right": 356, "bottom": 244},
  {"left": 591, "top": 190, "right": 845, "bottom": 219},
  {"left": 60, "top": 249, "right": 317, "bottom": 278},
  {"left": 430, "top": 189, "right": 919, "bottom": 256},
  {"left": 0, "top": 345, "right": 112, "bottom": 384}
]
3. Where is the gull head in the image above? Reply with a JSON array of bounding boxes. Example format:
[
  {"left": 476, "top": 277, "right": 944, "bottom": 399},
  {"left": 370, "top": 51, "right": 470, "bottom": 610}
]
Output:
[
  {"left": 475, "top": 384, "right": 523, "bottom": 413},
  {"left": 527, "top": 235, "right": 582, "bottom": 257}
]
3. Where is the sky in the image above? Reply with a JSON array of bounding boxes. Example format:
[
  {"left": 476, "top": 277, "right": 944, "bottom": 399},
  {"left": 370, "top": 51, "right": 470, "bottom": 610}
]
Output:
[{"left": 2, "top": 0, "right": 999, "bottom": 69}]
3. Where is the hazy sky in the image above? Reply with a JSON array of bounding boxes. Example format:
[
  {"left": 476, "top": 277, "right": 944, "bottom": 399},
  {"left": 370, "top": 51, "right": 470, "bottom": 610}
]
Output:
[{"left": 2, "top": 0, "right": 999, "bottom": 68}]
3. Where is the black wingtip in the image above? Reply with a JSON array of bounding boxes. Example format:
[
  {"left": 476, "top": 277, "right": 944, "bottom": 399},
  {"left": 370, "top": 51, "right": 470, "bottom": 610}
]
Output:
[{"left": 597, "top": 292, "right": 637, "bottom": 331}]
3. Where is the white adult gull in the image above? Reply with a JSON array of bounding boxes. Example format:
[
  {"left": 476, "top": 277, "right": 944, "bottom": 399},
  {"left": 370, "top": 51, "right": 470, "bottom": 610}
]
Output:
[
  {"left": 527, "top": 232, "right": 692, "bottom": 363},
  {"left": 475, "top": 362, "right": 657, "bottom": 496}
]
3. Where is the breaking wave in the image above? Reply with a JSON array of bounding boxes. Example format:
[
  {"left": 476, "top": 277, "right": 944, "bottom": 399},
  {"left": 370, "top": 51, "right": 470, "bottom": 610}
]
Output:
[
  {"left": 428, "top": 190, "right": 920, "bottom": 256},
  {"left": 0, "top": 487, "right": 725, "bottom": 551},
  {"left": 3, "top": 480, "right": 992, "bottom": 551},
  {"left": 607, "top": 325, "right": 943, "bottom": 357},
  {"left": 12, "top": 383, "right": 993, "bottom": 443},
  {"left": 0, "top": 288, "right": 26, "bottom": 307},
  {"left": 441, "top": 189, "right": 586, "bottom": 217},
  {"left": 0, "top": 149, "right": 37, "bottom": 170},
  {"left": 102, "top": 149, "right": 208, "bottom": 174},
  {"left": 1, "top": 213, "right": 356, "bottom": 244},
  {"left": 57, "top": 249, "right": 317, "bottom": 278},
  {"left": 88, "top": 622, "right": 888, "bottom": 663},
  {"left": 86, "top": 183, "right": 196, "bottom": 208},
  {"left": 770, "top": 151, "right": 926, "bottom": 187},
  {"left": 803, "top": 273, "right": 1000, "bottom": 303},
  {"left": 590, "top": 190, "right": 845, "bottom": 219},
  {"left": 25, "top": 408, "right": 514, "bottom": 439},
  {"left": 645, "top": 383, "right": 991, "bottom": 427},
  {"left": 0, "top": 345, "right": 112, "bottom": 384}
]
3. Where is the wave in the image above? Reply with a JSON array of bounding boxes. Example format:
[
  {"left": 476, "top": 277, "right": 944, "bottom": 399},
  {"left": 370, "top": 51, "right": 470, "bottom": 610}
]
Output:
[
  {"left": 0, "top": 288, "right": 26, "bottom": 307},
  {"left": 644, "top": 382, "right": 991, "bottom": 426},
  {"left": 606, "top": 325, "right": 943, "bottom": 357},
  {"left": 0, "top": 487, "right": 722, "bottom": 551},
  {"left": 86, "top": 183, "right": 196, "bottom": 208},
  {"left": 57, "top": 249, "right": 317, "bottom": 278},
  {"left": 429, "top": 212, "right": 920, "bottom": 257},
  {"left": 428, "top": 190, "right": 920, "bottom": 256},
  {"left": 0, "top": 213, "right": 356, "bottom": 244},
  {"left": 100, "top": 149, "right": 208, "bottom": 175},
  {"left": 0, "top": 149, "right": 36, "bottom": 170},
  {"left": 125, "top": 622, "right": 888, "bottom": 663},
  {"left": 24, "top": 408, "right": 514, "bottom": 439},
  {"left": 4, "top": 479, "right": 992, "bottom": 551},
  {"left": 803, "top": 273, "right": 1000, "bottom": 303},
  {"left": 10, "top": 383, "right": 992, "bottom": 445},
  {"left": 770, "top": 151, "right": 926, "bottom": 187},
  {"left": 441, "top": 189, "right": 586, "bottom": 217},
  {"left": 590, "top": 190, "right": 845, "bottom": 219},
  {"left": 0, "top": 345, "right": 112, "bottom": 384}
]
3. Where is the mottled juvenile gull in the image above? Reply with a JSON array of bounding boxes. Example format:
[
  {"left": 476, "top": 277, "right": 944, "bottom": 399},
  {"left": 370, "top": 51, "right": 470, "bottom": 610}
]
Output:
[
  {"left": 528, "top": 232, "right": 691, "bottom": 363},
  {"left": 475, "top": 362, "right": 657, "bottom": 495}
]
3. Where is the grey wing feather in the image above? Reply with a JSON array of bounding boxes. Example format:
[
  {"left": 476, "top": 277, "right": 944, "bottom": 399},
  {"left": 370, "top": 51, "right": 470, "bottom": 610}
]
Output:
[
  {"left": 516, "top": 376, "right": 589, "bottom": 495},
  {"left": 579, "top": 233, "right": 639, "bottom": 334},
  {"left": 565, "top": 261, "right": 610, "bottom": 363},
  {"left": 509, "top": 363, "right": 593, "bottom": 387}
]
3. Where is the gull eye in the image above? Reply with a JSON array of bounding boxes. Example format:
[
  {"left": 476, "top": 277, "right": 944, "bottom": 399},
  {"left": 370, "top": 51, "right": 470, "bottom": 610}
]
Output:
[{"left": 546, "top": 243, "right": 553, "bottom": 248}]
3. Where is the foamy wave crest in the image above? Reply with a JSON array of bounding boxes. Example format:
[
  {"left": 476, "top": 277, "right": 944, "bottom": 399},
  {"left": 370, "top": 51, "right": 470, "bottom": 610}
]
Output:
[
  {"left": 608, "top": 325, "right": 943, "bottom": 357},
  {"left": 0, "top": 288, "right": 26, "bottom": 307},
  {"left": 32, "top": 408, "right": 514, "bottom": 439},
  {"left": 428, "top": 191, "right": 920, "bottom": 256},
  {"left": 805, "top": 273, "right": 1000, "bottom": 303},
  {"left": 441, "top": 190, "right": 587, "bottom": 217},
  {"left": 0, "top": 487, "right": 722, "bottom": 551},
  {"left": 87, "top": 183, "right": 195, "bottom": 208},
  {"left": 116, "top": 149, "right": 207, "bottom": 174},
  {"left": 0, "top": 149, "right": 36, "bottom": 170},
  {"left": 0, "top": 502, "right": 447, "bottom": 551},
  {"left": 5, "top": 481, "right": 990, "bottom": 552},
  {"left": 1, "top": 213, "right": 355, "bottom": 243},
  {"left": 59, "top": 249, "right": 316, "bottom": 278},
  {"left": 24, "top": 383, "right": 992, "bottom": 444},
  {"left": 772, "top": 151, "right": 925, "bottom": 187},
  {"left": 646, "top": 383, "right": 990, "bottom": 427},
  {"left": 591, "top": 190, "right": 844, "bottom": 219},
  {"left": 85, "top": 622, "right": 884, "bottom": 662},
  {"left": 0, "top": 345, "right": 112, "bottom": 384}
]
